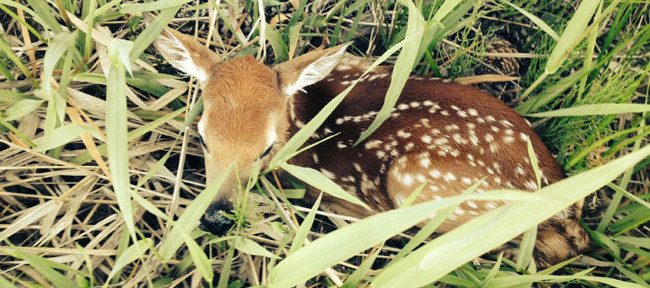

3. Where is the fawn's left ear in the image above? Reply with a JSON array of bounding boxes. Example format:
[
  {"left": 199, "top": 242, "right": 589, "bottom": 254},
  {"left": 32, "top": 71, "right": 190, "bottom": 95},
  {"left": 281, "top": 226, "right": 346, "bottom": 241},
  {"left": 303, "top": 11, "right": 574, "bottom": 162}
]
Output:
[
  {"left": 151, "top": 18, "right": 221, "bottom": 86},
  {"left": 274, "top": 43, "right": 350, "bottom": 96}
]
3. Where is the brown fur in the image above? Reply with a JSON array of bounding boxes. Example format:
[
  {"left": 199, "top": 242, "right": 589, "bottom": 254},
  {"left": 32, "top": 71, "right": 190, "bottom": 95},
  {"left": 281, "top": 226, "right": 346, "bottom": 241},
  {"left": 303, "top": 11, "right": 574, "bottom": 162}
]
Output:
[{"left": 153, "top": 27, "right": 590, "bottom": 267}]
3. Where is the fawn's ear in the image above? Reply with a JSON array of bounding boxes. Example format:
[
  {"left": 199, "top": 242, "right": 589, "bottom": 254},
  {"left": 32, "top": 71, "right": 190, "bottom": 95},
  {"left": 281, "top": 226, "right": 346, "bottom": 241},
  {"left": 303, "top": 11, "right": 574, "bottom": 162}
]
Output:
[
  {"left": 153, "top": 26, "right": 221, "bottom": 85},
  {"left": 274, "top": 43, "right": 350, "bottom": 96}
]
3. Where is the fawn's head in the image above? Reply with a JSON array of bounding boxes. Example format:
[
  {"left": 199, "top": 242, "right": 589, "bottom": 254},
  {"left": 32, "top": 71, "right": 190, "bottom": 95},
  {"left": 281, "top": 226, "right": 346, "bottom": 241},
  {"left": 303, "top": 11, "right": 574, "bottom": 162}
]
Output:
[{"left": 153, "top": 28, "right": 349, "bottom": 209}]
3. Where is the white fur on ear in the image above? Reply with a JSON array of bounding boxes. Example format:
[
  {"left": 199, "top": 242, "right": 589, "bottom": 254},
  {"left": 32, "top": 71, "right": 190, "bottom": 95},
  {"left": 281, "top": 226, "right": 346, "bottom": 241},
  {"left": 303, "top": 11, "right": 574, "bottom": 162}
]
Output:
[
  {"left": 284, "top": 45, "right": 348, "bottom": 96},
  {"left": 154, "top": 30, "right": 208, "bottom": 84}
]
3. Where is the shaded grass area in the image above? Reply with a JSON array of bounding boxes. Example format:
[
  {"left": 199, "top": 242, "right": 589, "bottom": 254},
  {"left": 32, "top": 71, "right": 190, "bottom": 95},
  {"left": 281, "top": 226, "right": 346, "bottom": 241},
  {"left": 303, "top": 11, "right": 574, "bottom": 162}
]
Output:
[{"left": 0, "top": 0, "right": 648, "bottom": 287}]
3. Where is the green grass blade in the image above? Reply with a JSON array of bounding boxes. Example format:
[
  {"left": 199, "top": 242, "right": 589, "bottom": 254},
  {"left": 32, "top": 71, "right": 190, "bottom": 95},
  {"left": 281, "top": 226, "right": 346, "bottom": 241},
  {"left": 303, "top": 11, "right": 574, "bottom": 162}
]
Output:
[
  {"left": 33, "top": 124, "right": 101, "bottom": 152},
  {"left": 0, "top": 274, "right": 17, "bottom": 288},
  {"left": 516, "top": 66, "right": 590, "bottom": 114},
  {"left": 264, "top": 24, "right": 288, "bottom": 63},
  {"left": 71, "top": 107, "right": 186, "bottom": 164},
  {"left": 488, "top": 273, "right": 643, "bottom": 288},
  {"left": 527, "top": 104, "right": 650, "bottom": 117},
  {"left": 5, "top": 99, "right": 45, "bottom": 121},
  {"left": 354, "top": 0, "right": 424, "bottom": 145},
  {"left": 0, "top": 89, "right": 31, "bottom": 105},
  {"left": 289, "top": 193, "right": 322, "bottom": 255},
  {"left": 501, "top": 0, "right": 559, "bottom": 40},
  {"left": 544, "top": 0, "right": 600, "bottom": 74},
  {"left": 607, "top": 183, "right": 650, "bottom": 211},
  {"left": 279, "top": 163, "right": 369, "bottom": 210},
  {"left": 39, "top": 31, "right": 76, "bottom": 137},
  {"left": 391, "top": 180, "right": 482, "bottom": 264},
  {"left": 129, "top": 6, "right": 182, "bottom": 63},
  {"left": 482, "top": 253, "right": 504, "bottom": 287},
  {"left": 267, "top": 31, "right": 412, "bottom": 170},
  {"left": 614, "top": 236, "right": 650, "bottom": 249},
  {"left": 24, "top": 0, "right": 63, "bottom": 33},
  {"left": 121, "top": 0, "right": 194, "bottom": 13},
  {"left": 234, "top": 237, "right": 279, "bottom": 259},
  {"left": 178, "top": 229, "right": 213, "bottom": 282},
  {"left": 10, "top": 249, "right": 80, "bottom": 288},
  {"left": 566, "top": 126, "right": 647, "bottom": 169},
  {"left": 105, "top": 239, "right": 153, "bottom": 285},
  {"left": 217, "top": 245, "right": 235, "bottom": 288},
  {"left": 0, "top": 36, "right": 38, "bottom": 87},
  {"left": 370, "top": 145, "right": 650, "bottom": 288},
  {"left": 158, "top": 161, "right": 234, "bottom": 261},
  {"left": 341, "top": 242, "right": 384, "bottom": 288},
  {"left": 106, "top": 38, "right": 137, "bottom": 240}
]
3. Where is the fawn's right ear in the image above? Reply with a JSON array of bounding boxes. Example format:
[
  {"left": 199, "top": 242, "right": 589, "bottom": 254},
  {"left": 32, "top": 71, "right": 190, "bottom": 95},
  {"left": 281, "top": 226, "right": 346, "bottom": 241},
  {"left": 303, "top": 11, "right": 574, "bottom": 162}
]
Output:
[
  {"left": 273, "top": 43, "right": 350, "bottom": 97},
  {"left": 152, "top": 26, "right": 221, "bottom": 85}
]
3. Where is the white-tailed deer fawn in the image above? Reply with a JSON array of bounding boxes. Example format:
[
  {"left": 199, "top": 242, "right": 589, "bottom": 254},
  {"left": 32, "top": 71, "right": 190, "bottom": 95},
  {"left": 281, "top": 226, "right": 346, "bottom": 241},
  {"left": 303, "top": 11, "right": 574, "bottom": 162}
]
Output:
[{"left": 153, "top": 25, "right": 589, "bottom": 267}]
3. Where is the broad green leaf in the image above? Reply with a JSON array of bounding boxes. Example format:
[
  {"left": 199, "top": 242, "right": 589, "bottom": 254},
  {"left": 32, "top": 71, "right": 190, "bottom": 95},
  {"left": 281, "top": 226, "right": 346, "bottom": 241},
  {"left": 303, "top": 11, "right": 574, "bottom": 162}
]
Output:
[
  {"left": 106, "top": 39, "right": 136, "bottom": 240},
  {"left": 267, "top": 191, "right": 544, "bottom": 288},
  {"left": 279, "top": 163, "right": 369, "bottom": 210},
  {"left": 391, "top": 180, "right": 483, "bottom": 264},
  {"left": 234, "top": 237, "right": 280, "bottom": 259},
  {"left": 370, "top": 145, "right": 650, "bottom": 288},
  {"left": 33, "top": 124, "right": 101, "bottom": 152},
  {"left": 0, "top": 89, "right": 30, "bottom": 105},
  {"left": 105, "top": 239, "right": 153, "bottom": 285},
  {"left": 5, "top": 99, "right": 45, "bottom": 121},
  {"left": 159, "top": 162, "right": 234, "bottom": 261},
  {"left": 0, "top": 274, "right": 17, "bottom": 288}
]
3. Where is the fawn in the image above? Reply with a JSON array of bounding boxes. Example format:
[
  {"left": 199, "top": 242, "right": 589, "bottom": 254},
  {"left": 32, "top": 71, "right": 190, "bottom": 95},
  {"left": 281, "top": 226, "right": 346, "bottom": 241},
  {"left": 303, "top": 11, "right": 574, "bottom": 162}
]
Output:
[{"left": 152, "top": 26, "right": 590, "bottom": 267}]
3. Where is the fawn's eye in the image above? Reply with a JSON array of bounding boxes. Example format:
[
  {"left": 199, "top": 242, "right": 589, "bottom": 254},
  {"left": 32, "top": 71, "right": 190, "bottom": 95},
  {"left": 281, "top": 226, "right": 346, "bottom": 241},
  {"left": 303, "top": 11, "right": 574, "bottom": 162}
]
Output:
[{"left": 260, "top": 144, "right": 274, "bottom": 159}]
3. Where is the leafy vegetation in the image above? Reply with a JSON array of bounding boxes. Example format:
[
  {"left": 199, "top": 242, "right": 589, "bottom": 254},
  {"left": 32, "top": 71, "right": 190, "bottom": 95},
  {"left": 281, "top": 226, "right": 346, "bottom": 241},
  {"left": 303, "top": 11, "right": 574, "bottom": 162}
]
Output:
[{"left": 0, "top": 0, "right": 648, "bottom": 287}]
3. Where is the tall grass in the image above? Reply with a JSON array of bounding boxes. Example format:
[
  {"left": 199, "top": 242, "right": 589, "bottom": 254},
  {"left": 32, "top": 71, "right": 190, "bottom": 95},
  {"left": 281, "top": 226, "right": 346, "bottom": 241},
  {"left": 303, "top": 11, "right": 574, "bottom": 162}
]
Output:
[{"left": 0, "top": 0, "right": 648, "bottom": 287}]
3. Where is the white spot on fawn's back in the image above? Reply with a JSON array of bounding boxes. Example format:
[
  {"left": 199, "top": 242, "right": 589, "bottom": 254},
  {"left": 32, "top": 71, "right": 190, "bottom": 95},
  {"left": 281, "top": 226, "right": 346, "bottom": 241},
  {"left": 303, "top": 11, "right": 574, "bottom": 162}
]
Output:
[{"left": 320, "top": 168, "right": 336, "bottom": 179}]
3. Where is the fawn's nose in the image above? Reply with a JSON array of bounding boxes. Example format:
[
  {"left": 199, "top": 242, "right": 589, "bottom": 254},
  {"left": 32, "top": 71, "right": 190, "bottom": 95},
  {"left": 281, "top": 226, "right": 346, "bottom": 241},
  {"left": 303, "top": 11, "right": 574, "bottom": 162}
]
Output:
[{"left": 199, "top": 200, "right": 234, "bottom": 235}]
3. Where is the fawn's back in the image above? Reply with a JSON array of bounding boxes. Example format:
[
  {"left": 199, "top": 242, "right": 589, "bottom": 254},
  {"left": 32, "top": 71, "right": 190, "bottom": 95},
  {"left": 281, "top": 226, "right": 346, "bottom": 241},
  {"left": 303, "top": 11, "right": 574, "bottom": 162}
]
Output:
[
  {"left": 152, "top": 25, "right": 589, "bottom": 266},
  {"left": 287, "top": 55, "right": 567, "bottom": 227}
]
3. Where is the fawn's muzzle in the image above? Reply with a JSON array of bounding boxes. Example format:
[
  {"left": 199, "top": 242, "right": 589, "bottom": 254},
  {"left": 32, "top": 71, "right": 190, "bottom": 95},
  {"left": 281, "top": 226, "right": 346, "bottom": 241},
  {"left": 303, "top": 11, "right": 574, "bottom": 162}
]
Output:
[{"left": 199, "top": 200, "right": 234, "bottom": 235}]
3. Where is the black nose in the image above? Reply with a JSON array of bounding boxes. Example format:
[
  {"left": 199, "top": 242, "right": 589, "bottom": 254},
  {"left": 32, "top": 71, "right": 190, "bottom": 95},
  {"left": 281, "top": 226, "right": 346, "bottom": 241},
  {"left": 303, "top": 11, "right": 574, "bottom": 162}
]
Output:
[{"left": 199, "top": 200, "right": 234, "bottom": 235}]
